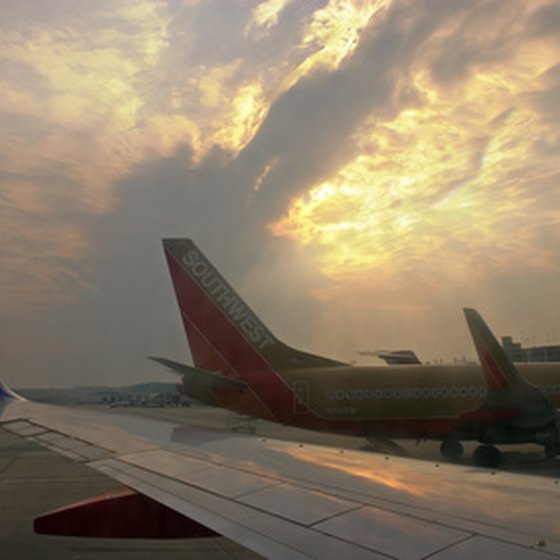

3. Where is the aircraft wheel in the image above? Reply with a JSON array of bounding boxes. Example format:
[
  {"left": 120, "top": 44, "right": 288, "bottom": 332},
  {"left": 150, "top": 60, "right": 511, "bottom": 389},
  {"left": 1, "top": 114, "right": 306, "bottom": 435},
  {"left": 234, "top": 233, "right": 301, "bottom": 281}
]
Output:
[
  {"left": 473, "top": 445, "right": 502, "bottom": 468},
  {"left": 543, "top": 424, "right": 559, "bottom": 459},
  {"left": 440, "top": 440, "right": 464, "bottom": 462},
  {"left": 544, "top": 442, "right": 559, "bottom": 460}
]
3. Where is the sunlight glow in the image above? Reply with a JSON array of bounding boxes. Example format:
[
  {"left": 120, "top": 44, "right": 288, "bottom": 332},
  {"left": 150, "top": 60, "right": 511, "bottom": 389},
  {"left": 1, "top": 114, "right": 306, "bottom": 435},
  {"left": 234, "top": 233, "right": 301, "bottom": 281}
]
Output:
[
  {"left": 249, "top": 0, "right": 293, "bottom": 33},
  {"left": 279, "top": 0, "right": 389, "bottom": 94},
  {"left": 210, "top": 81, "right": 268, "bottom": 155},
  {"left": 1, "top": 1, "right": 559, "bottom": 312},
  {"left": 270, "top": 39, "right": 560, "bottom": 291},
  {"left": 283, "top": 446, "right": 427, "bottom": 497}
]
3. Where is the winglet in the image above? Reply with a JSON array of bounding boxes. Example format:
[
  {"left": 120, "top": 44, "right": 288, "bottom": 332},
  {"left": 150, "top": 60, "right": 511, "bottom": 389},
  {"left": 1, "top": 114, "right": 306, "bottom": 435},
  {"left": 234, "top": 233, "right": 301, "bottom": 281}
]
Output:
[{"left": 0, "top": 380, "right": 24, "bottom": 401}]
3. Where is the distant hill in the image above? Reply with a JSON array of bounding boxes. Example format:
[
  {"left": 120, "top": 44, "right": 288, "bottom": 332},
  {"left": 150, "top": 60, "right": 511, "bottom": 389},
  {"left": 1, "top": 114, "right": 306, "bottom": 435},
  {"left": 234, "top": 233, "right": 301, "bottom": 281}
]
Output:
[{"left": 17, "top": 382, "right": 179, "bottom": 405}]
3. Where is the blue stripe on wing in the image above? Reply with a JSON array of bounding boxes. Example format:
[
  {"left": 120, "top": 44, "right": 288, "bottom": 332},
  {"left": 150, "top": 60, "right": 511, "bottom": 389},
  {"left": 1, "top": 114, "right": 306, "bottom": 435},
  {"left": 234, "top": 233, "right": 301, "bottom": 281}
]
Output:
[{"left": 0, "top": 380, "right": 22, "bottom": 400}]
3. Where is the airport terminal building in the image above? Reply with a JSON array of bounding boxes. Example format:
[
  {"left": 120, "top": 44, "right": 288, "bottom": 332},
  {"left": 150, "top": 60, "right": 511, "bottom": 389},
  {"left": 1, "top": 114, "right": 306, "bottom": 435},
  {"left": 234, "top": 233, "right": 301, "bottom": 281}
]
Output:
[{"left": 502, "top": 336, "right": 560, "bottom": 362}]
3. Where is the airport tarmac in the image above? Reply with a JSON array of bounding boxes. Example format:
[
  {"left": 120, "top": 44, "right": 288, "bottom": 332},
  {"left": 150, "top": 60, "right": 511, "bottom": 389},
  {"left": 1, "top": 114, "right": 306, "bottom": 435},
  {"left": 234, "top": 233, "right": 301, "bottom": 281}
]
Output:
[
  {"left": 0, "top": 406, "right": 264, "bottom": 560},
  {"left": 1, "top": 403, "right": 559, "bottom": 559},
  {"left": 112, "top": 404, "right": 560, "bottom": 477}
]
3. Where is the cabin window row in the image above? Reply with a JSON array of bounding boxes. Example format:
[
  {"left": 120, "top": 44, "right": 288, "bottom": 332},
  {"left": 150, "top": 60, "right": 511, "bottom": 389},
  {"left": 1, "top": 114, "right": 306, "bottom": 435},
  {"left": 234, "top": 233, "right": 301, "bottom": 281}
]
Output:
[{"left": 325, "top": 385, "right": 560, "bottom": 401}]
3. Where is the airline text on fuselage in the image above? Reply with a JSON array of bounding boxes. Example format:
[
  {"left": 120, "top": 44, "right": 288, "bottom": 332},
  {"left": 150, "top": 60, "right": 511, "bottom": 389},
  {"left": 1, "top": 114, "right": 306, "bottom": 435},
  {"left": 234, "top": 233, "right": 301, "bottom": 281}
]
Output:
[{"left": 181, "top": 248, "right": 276, "bottom": 351}]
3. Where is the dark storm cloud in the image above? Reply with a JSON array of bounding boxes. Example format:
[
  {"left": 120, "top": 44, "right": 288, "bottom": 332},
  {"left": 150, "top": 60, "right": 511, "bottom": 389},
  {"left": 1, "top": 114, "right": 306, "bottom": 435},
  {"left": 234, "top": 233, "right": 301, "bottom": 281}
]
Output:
[
  {"left": 527, "top": 64, "right": 560, "bottom": 122},
  {"left": 428, "top": 0, "right": 523, "bottom": 85},
  {"left": 527, "top": 2, "right": 560, "bottom": 38},
  {"left": 4, "top": 1, "right": 560, "bottom": 388},
  {"left": 0, "top": 112, "right": 56, "bottom": 143},
  {"left": 0, "top": 59, "right": 53, "bottom": 99},
  {"left": 152, "top": 1, "right": 328, "bottom": 118},
  {"left": 530, "top": 83, "right": 560, "bottom": 120},
  {"left": 0, "top": 1, "right": 146, "bottom": 31},
  {"left": 163, "top": 1, "right": 250, "bottom": 65},
  {"left": 239, "top": 0, "right": 472, "bottom": 220},
  {"left": 41, "top": 141, "right": 328, "bottom": 386},
  {"left": 69, "top": 0, "right": 498, "bottom": 385},
  {"left": 527, "top": 64, "right": 560, "bottom": 156},
  {"left": 0, "top": 146, "right": 208, "bottom": 387}
]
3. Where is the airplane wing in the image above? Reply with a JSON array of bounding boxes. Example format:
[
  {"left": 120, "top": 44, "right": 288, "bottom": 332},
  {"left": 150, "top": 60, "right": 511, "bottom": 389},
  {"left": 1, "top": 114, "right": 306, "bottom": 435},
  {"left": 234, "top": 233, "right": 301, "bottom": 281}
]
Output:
[{"left": 1, "top": 383, "right": 560, "bottom": 560}]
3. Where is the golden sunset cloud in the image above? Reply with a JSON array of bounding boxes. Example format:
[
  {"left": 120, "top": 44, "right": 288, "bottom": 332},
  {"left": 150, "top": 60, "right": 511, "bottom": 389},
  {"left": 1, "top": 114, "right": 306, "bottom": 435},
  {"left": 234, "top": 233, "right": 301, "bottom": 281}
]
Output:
[
  {"left": 270, "top": 2, "right": 560, "bottom": 308},
  {"left": 1, "top": 1, "right": 559, "bottom": 379}
]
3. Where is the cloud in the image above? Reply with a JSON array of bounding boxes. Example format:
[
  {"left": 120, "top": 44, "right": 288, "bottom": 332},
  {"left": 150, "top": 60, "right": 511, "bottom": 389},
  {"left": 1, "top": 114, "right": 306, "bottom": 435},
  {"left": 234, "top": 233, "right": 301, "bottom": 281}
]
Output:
[
  {"left": 527, "top": 1, "right": 560, "bottom": 38},
  {"left": 247, "top": 0, "right": 294, "bottom": 36},
  {"left": 1, "top": 1, "right": 560, "bottom": 387},
  {"left": 239, "top": 0, "right": 488, "bottom": 222},
  {"left": 527, "top": 64, "right": 560, "bottom": 123},
  {"left": 269, "top": 1, "right": 560, "bottom": 280},
  {"left": 4, "top": 141, "right": 326, "bottom": 387},
  {"left": 427, "top": 1, "right": 528, "bottom": 85}
]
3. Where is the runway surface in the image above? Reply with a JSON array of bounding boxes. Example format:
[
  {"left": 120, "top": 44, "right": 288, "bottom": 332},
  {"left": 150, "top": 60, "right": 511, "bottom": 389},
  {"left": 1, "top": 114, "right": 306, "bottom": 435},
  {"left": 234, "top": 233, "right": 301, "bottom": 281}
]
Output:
[
  {"left": 1, "top": 403, "right": 558, "bottom": 558},
  {"left": 0, "top": 406, "right": 264, "bottom": 560}
]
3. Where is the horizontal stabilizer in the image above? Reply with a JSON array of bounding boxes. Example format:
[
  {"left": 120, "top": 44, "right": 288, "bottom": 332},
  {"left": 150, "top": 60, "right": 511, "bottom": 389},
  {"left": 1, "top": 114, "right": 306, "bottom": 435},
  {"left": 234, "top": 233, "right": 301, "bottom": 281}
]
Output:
[{"left": 149, "top": 357, "right": 246, "bottom": 392}]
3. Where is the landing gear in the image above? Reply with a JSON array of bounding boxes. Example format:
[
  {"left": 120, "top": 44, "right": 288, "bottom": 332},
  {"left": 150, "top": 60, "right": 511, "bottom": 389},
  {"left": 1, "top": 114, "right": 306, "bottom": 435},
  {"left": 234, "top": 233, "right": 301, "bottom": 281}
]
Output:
[
  {"left": 440, "top": 439, "right": 464, "bottom": 462},
  {"left": 473, "top": 444, "right": 502, "bottom": 468},
  {"left": 538, "top": 424, "right": 559, "bottom": 460},
  {"left": 363, "top": 436, "right": 410, "bottom": 456},
  {"left": 544, "top": 442, "right": 559, "bottom": 460}
]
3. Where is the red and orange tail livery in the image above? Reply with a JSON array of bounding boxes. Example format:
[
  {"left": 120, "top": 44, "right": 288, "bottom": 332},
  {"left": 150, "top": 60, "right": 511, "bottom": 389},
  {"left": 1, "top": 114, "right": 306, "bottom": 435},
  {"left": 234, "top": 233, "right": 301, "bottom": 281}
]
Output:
[{"left": 162, "top": 238, "right": 343, "bottom": 422}]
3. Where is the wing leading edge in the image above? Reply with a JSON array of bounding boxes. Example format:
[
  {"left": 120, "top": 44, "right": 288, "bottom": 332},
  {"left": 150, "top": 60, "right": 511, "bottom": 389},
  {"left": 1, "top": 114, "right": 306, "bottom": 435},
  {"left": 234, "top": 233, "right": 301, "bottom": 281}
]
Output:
[{"left": 1, "top": 386, "right": 560, "bottom": 559}]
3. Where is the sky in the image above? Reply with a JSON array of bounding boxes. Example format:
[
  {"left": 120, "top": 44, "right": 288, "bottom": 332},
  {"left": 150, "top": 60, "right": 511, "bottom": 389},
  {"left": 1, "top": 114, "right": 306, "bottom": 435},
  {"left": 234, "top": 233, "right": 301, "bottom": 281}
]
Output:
[{"left": 1, "top": 0, "right": 560, "bottom": 388}]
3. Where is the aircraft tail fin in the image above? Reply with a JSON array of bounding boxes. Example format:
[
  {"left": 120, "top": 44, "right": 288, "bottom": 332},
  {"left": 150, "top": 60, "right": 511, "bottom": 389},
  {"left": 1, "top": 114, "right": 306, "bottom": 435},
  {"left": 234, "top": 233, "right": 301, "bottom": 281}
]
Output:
[
  {"left": 463, "top": 308, "right": 527, "bottom": 391},
  {"left": 162, "top": 238, "right": 344, "bottom": 375},
  {"left": 463, "top": 307, "right": 554, "bottom": 421}
]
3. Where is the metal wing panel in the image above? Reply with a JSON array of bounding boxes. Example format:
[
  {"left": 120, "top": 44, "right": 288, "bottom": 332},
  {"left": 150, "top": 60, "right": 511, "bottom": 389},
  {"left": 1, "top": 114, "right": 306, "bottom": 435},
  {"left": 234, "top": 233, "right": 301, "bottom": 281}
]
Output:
[
  {"left": 1, "top": 401, "right": 158, "bottom": 455},
  {"left": 315, "top": 506, "right": 469, "bottom": 560},
  {"left": 2, "top": 419, "right": 47, "bottom": 437},
  {"left": 431, "top": 536, "right": 554, "bottom": 560},
  {"left": 120, "top": 448, "right": 280, "bottom": 498},
  {"left": 238, "top": 483, "right": 357, "bottom": 526},
  {"left": 2, "top": 397, "right": 560, "bottom": 559},
  {"left": 90, "top": 449, "right": 560, "bottom": 560},
  {"left": 92, "top": 457, "right": 382, "bottom": 560}
]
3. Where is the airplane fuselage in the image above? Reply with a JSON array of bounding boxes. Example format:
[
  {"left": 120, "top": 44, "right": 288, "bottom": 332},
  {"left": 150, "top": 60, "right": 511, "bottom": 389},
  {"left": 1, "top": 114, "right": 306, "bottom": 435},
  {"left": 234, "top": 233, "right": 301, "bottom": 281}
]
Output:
[
  {"left": 216, "top": 362, "right": 560, "bottom": 441},
  {"left": 162, "top": 239, "right": 560, "bottom": 462}
]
